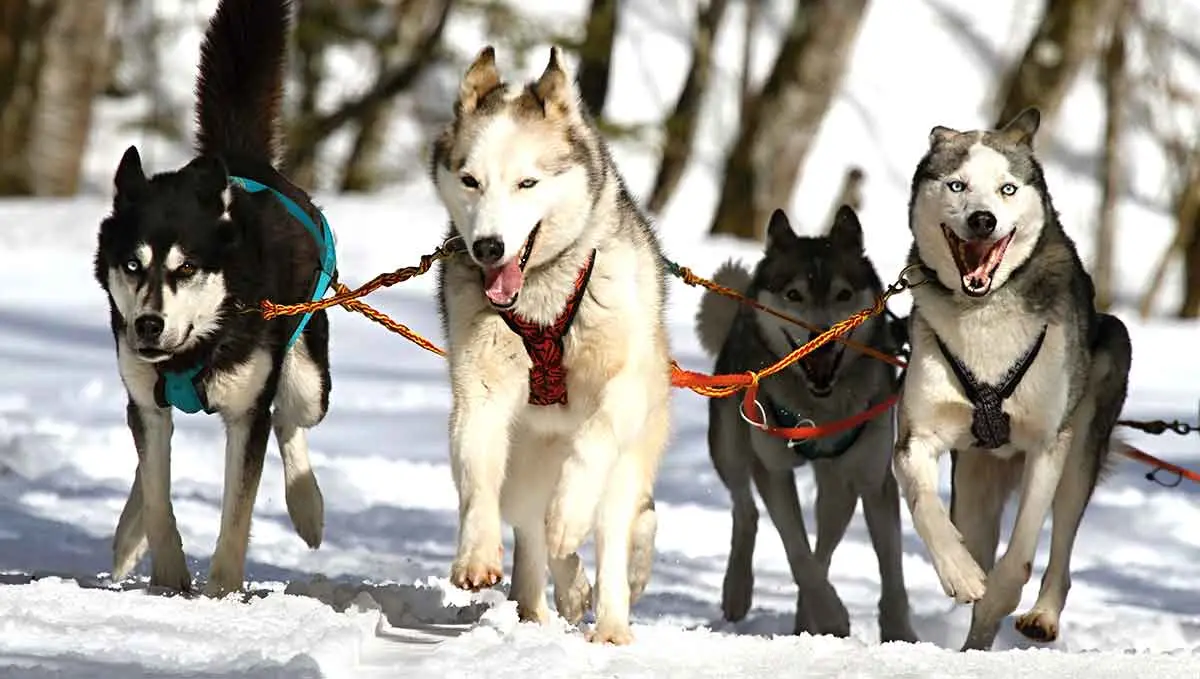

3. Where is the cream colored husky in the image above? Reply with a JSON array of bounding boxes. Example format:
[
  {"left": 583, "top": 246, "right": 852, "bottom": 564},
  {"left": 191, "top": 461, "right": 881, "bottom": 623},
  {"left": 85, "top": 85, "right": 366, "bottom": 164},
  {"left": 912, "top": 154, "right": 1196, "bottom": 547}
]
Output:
[{"left": 429, "top": 45, "right": 672, "bottom": 644}]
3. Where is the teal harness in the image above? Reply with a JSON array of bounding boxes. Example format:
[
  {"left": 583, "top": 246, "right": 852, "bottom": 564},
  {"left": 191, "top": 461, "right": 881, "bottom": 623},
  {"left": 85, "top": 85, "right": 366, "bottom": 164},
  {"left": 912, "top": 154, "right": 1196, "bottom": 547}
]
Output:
[
  {"left": 764, "top": 398, "right": 867, "bottom": 462},
  {"left": 154, "top": 175, "right": 337, "bottom": 414}
]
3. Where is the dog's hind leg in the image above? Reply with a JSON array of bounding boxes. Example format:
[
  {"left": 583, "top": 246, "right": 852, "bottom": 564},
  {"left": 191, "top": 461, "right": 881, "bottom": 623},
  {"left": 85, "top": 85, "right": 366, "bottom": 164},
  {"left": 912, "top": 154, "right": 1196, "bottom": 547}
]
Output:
[
  {"left": 1016, "top": 314, "right": 1130, "bottom": 643},
  {"left": 751, "top": 454, "right": 849, "bottom": 638},
  {"left": 111, "top": 463, "right": 148, "bottom": 582},
  {"left": 204, "top": 406, "right": 272, "bottom": 598},
  {"left": 961, "top": 433, "right": 1071, "bottom": 652},
  {"left": 949, "top": 450, "right": 1016, "bottom": 576},
  {"left": 813, "top": 461, "right": 858, "bottom": 571},
  {"left": 627, "top": 494, "right": 657, "bottom": 604},
  {"left": 861, "top": 470, "right": 919, "bottom": 643},
  {"left": 126, "top": 401, "right": 191, "bottom": 592},
  {"left": 709, "top": 399, "right": 758, "bottom": 622},
  {"left": 510, "top": 527, "right": 552, "bottom": 623},
  {"left": 272, "top": 334, "right": 329, "bottom": 549}
]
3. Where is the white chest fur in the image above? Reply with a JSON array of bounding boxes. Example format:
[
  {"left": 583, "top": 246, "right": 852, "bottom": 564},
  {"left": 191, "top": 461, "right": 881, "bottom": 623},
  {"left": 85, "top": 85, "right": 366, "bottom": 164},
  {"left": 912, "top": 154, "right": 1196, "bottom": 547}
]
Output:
[{"left": 905, "top": 292, "right": 1072, "bottom": 453}]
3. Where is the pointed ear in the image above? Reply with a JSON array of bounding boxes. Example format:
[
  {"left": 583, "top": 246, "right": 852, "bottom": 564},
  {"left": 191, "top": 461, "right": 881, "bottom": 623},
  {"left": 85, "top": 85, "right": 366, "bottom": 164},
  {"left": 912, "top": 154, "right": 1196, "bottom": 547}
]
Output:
[
  {"left": 928, "top": 125, "right": 960, "bottom": 147},
  {"left": 533, "top": 45, "right": 577, "bottom": 118},
  {"left": 114, "top": 145, "right": 146, "bottom": 205},
  {"left": 998, "top": 106, "right": 1040, "bottom": 147},
  {"left": 458, "top": 45, "right": 501, "bottom": 115},
  {"left": 765, "top": 208, "right": 799, "bottom": 250},
  {"left": 829, "top": 204, "right": 864, "bottom": 252}
]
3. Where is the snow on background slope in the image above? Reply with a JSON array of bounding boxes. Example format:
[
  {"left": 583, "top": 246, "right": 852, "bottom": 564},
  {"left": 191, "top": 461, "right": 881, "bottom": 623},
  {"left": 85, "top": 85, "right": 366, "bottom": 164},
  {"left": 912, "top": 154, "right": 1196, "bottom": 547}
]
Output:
[{"left": 2, "top": 0, "right": 1200, "bottom": 676}]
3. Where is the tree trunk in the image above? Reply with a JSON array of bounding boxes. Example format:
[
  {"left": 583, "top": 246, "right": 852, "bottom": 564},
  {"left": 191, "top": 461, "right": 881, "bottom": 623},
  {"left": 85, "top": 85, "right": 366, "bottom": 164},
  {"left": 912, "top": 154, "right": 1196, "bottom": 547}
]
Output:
[
  {"left": 739, "top": 0, "right": 760, "bottom": 120},
  {"left": 1092, "top": 1, "right": 1129, "bottom": 312},
  {"left": 283, "top": 0, "right": 452, "bottom": 178},
  {"left": 708, "top": 0, "right": 870, "bottom": 241},
  {"left": 644, "top": 0, "right": 729, "bottom": 216},
  {"left": 1182, "top": 207, "right": 1200, "bottom": 317},
  {"left": 992, "top": 0, "right": 1119, "bottom": 128},
  {"left": 575, "top": 0, "right": 618, "bottom": 118},
  {"left": 823, "top": 166, "right": 864, "bottom": 231},
  {"left": 0, "top": 0, "right": 58, "bottom": 195},
  {"left": 26, "top": 0, "right": 111, "bottom": 196}
]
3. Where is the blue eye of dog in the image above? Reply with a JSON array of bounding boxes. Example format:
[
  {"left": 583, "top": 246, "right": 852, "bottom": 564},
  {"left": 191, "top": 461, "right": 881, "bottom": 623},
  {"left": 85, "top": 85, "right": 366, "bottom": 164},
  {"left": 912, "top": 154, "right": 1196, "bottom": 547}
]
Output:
[
  {"left": 947, "top": 180, "right": 966, "bottom": 192},
  {"left": 999, "top": 182, "right": 1018, "bottom": 196},
  {"left": 123, "top": 259, "right": 141, "bottom": 274},
  {"left": 786, "top": 289, "right": 803, "bottom": 303}
]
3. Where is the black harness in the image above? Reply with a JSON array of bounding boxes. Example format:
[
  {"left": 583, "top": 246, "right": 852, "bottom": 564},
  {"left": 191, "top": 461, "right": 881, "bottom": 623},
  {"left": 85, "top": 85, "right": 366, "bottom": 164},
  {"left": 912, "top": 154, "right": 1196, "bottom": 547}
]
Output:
[{"left": 933, "top": 326, "right": 1047, "bottom": 450}]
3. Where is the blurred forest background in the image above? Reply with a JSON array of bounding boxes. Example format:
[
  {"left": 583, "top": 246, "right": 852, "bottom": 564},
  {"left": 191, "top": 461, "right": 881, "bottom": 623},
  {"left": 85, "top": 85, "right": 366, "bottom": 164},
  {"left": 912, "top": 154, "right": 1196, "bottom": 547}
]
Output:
[{"left": 2, "top": 0, "right": 1199, "bottom": 317}]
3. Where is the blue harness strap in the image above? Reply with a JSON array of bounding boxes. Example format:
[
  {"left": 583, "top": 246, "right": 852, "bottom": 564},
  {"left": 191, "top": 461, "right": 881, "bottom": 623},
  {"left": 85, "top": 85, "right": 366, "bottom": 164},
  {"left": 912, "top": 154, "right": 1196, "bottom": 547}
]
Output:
[{"left": 156, "top": 176, "right": 337, "bottom": 414}]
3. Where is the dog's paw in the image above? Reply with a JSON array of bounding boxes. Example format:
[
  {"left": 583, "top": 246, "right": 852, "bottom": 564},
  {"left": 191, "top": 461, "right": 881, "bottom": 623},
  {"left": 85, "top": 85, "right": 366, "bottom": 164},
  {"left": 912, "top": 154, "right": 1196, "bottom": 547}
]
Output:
[
  {"left": 932, "top": 544, "right": 987, "bottom": 604},
  {"left": 544, "top": 500, "right": 595, "bottom": 560},
  {"left": 587, "top": 622, "right": 635, "bottom": 645},
  {"left": 149, "top": 552, "right": 193, "bottom": 594},
  {"left": 720, "top": 562, "right": 754, "bottom": 622},
  {"left": 798, "top": 582, "right": 851, "bottom": 638},
  {"left": 552, "top": 559, "right": 592, "bottom": 625},
  {"left": 450, "top": 545, "right": 504, "bottom": 591},
  {"left": 202, "top": 577, "right": 243, "bottom": 599},
  {"left": 1014, "top": 608, "right": 1059, "bottom": 643},
  {"left": 285, "top": 473, "right": 324, "bottom": 549}
]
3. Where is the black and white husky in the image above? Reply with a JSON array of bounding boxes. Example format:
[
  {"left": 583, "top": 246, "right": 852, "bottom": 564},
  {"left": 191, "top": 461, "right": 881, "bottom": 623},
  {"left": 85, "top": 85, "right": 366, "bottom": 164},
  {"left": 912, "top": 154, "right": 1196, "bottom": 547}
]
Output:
[
  {"left": 894, "top": 108, "right": 1132, "bottom": 650},
  {"left": 94, "top": 0, "right": 335, "bottom": 596}
]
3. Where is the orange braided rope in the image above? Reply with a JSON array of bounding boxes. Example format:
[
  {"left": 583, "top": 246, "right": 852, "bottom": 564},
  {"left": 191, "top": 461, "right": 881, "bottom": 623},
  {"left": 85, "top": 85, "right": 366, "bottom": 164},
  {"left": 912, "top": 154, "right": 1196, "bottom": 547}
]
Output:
[
  {"left": 666, "top": 261, "right": 908, "bottom": 370},
  {"left": 255, "top": 238, "right": 919, "bottom": 399}
]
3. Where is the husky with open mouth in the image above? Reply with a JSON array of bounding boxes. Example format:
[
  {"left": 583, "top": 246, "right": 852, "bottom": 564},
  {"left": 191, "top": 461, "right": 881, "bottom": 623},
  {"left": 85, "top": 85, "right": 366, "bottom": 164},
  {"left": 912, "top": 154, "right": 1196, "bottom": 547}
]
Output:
[
  {"left": 695, "top": 206, "right": 917, "bottom": 642},
  {"left": 896, "top": 108, "right": 1132, "bottom": 651},
  {"left": 431, "top": 46, "right": 671, "bottom": 645}
]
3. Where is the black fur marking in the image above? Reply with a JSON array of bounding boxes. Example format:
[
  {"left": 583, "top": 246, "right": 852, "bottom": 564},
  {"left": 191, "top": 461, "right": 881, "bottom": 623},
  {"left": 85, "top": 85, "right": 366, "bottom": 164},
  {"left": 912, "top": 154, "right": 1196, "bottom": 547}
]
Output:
[{"left": 95, "top": 0, "right": 331, "bottom": 414}]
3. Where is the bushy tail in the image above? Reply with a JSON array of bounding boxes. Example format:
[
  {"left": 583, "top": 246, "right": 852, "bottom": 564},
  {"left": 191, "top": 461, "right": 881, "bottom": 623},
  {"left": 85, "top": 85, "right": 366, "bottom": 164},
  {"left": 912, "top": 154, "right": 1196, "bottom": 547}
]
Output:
[
  {"left": 194, "top": 0, "right": 292, "bottom": 164},
  {"left": 695, "top": 260, "right": 753, "bottom": 356}
]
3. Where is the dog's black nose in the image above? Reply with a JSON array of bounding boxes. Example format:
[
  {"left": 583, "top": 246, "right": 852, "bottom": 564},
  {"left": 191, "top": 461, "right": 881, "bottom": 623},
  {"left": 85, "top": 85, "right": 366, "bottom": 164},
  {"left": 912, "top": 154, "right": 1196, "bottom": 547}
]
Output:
[
  {"left": 966, "top": 211, "right": 997, "bottom": 238},
  {"left": 472, "top": 237, "right": 505, "bottom": 266},
  {"left": 134, "top": 315, "right": 164, "bottom": 341}
]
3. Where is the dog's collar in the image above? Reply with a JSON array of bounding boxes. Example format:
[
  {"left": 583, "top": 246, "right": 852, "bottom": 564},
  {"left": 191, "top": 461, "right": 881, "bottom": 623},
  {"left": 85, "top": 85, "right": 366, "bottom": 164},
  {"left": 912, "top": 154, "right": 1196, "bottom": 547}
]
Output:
[
  {"left": 763, "top": 395, "right": 867, "bottom": 461},
  {"left": 499, "top": 250, "right": 597, "bottom": 407},
  {"left": 934, "top": 325, "right": 1048, "bottom": 449},
  {"left": 154, "top": 174, "right": 338, "bottom": 414}
]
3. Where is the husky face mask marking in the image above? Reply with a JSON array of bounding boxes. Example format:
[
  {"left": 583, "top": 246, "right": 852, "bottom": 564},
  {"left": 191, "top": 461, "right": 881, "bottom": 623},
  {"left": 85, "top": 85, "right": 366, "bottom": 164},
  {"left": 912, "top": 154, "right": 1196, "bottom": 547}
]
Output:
[
  {"left": 754, "top": 207, "right": 881, "bottom": 397},
  {"left": 911, "top": 108, "right": 1047, "bottom": 297},
  {"left": 98, "top": 146, "right": 236, "bottom": 362},
  {"left": 432, "top": 46, "right": 599, "bottom": 310}
]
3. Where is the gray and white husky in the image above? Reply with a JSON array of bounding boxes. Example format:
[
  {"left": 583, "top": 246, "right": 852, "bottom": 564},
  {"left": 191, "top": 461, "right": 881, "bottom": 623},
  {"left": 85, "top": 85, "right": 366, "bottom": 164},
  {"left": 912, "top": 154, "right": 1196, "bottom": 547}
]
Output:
[
  {"left": 895, "top": 107, "right": 1132, "bottom": 651},
  {"left": 430, "top": 46, "right": 671, "bottom": 644},
  {"left": 696, "top": 206, "right": 918, "bottom": 642}
]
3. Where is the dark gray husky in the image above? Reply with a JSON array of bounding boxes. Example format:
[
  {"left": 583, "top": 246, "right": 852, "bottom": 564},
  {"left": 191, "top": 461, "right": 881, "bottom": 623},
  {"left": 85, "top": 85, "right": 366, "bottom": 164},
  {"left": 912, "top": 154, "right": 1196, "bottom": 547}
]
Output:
[{"left": 695, "top": 206, "right": 916, "bottom": 642}]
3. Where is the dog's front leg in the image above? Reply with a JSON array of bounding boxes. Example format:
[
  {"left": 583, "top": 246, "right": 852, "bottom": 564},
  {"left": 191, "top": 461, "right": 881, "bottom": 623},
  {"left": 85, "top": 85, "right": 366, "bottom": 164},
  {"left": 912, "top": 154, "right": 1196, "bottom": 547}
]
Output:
[
  {"left": 204, "top": 406, "right": 272, "bottom": 597},
  {"left": 893, "top": 426, "right": 987, "bottom": 605},
  {"left": 449, "top": 392, "right": 519, "bottom": 591},
  {"left": 545, "top": 412, "right": 618, "bottom": 561},
  {"left": 961, "top": 428, "right": 1072, "bottom": 651},
  {"left": 127, "top": 401, "right": 191, "bottom": 592}
]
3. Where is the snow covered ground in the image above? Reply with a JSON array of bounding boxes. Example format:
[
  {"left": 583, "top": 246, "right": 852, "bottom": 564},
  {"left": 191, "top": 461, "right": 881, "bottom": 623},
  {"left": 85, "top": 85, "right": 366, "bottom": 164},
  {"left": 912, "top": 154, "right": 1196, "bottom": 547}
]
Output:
[{"left": 3, "top": 0, "right": 1200, "bottom": 676}]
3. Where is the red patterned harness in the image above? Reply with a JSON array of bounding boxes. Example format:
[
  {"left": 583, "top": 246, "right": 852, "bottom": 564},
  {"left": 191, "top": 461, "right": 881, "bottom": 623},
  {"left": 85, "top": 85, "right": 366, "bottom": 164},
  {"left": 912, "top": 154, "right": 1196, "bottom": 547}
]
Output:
[{"left": 498, "top": 250, "right": 597, "bottom": 406}]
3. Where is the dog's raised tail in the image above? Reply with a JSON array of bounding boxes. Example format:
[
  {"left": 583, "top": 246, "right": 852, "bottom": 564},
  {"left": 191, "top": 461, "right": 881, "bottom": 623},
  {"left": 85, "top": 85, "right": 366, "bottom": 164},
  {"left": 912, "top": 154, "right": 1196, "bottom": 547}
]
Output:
[
  {"left": 194, "top": 0, "right": 292, "bottom": 164},
  {"left": 695, "top": 260, "right": 752, "bottom": 356}
]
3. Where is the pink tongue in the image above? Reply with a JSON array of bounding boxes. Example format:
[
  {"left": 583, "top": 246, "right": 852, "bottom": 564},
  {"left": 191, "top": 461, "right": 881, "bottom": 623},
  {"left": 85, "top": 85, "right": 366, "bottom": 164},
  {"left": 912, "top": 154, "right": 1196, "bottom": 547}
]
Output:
[
  {"left": 483, "top": 259, "right": 524, "bottom": 305},
  {"left": 961, "top": 241, "right": 996, "bottom": 290}
]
